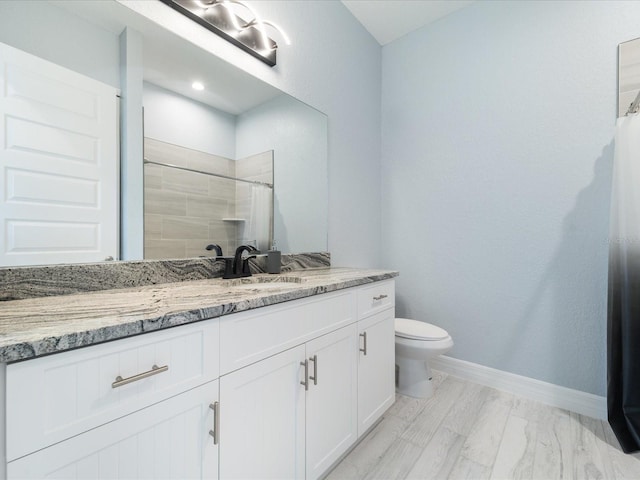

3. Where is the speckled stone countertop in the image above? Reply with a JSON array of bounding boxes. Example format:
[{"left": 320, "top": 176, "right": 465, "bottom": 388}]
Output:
[{"left": 0, "top": 268, "right": 398, "bottom": 363}]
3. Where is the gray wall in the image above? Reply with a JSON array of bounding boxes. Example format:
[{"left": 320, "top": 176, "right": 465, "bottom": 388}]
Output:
[{"left": 381, "top": 0, "right": 640, "bottom": 396}]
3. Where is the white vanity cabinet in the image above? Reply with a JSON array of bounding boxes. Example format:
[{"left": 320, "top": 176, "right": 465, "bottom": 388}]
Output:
[
  {"left": 8, "top": 380, "right": 219, "bottom": 480},
  {"left": 356, "top": 281, "right": 396, "bottom": 436},
  {"left": 2, "top": 277, "right": 396, "bottom": 480},
  {"left": 219, "top": 345, "right": 306, "bottom": 479},
  {"left": 218, "top": 289, "right": 358, "bottom": 480},
  {"left": 5, "top": 320, "right": 221, "bottom": 480},
  {"left": 305, "top": 324, "right": 358, "bottom": 479},
  {"left": 218, "top": 324, "right": 359, "bottom": 480}
]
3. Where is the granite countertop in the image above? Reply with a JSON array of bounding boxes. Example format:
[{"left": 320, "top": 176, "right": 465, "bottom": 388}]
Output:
[{"left": 0, "top": 267, "right": 398, "bottom": 363}]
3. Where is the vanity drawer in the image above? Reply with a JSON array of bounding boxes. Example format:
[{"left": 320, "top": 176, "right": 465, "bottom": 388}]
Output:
[
  {"left": 6, "top": 319, "right": 219, "bottom": 462},
  {"left": 357, "top": 280, "right": 395, "bottom": 319},
  {"left": 220, "top": 289, "right": 357, "bottom": 375}
]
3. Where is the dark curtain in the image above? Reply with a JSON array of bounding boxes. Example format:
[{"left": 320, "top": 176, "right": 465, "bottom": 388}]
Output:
[{"left": 608, "top": 115, "right": 640, "bottom": 453}]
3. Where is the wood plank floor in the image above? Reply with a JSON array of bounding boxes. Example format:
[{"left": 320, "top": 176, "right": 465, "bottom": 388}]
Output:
[{"left": 326, "top": 371, "right": 640, "bottom": 479}]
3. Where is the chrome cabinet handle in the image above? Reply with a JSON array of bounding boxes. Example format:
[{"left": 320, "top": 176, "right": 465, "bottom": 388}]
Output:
[
  {"left": 209, "top": 402, "right": 219, "bottom": 445},
  {"left": 112, "top": 364, "right": 168, "bottom": 388},
  {"left": 373, "top": 294, "right": 388, "bottom": 301},
  {"left": 360, "top": 332, "right": 367, "bottom": 356},
  {"left": 300, "top": 359, "right": 309, "bottom": 390},
  {"left": 309, "top": 355, "right": 318, "bottom": 386}
]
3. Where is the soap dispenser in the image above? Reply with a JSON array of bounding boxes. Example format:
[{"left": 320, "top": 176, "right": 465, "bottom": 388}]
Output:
[{"left": 267, "top": 242, "right": 281, "bottom": 274}]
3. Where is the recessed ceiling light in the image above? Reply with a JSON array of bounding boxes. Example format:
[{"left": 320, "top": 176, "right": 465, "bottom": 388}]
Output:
[{"left": 192, "top": 81, "right": 205, "bottom": 91}]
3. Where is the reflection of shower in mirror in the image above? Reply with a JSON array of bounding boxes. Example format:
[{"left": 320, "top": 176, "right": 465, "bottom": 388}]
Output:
[
  {"left": 246, "top": 184, "right": 274, "bottom": 252},
  {"left": 143, "top": 137, "right": 273, "bottom": 259}
]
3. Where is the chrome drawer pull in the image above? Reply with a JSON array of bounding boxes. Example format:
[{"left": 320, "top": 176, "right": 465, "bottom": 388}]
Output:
[
  {"left": 360, "top": 332, "right": 368, "bottom": 356},
  {"left": 309, "top": 355, "right": 318, "bottom": 386},
  {"left": 373, "top": 294, "right": 388, "bottom": 301},
  {"left": 112, "top": 364, "right": 169, "bottom": 388},
  {"left": 300, "top": 360, "right": 309, "bottom": 391},
  {"left": 209, "top": 402, "right": 220, "bottom": 445}
]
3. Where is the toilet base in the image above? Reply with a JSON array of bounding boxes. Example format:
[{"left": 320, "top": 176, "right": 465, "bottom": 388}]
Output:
[{"left": 396, "top": 356, "right": 434, "bottom": 399}]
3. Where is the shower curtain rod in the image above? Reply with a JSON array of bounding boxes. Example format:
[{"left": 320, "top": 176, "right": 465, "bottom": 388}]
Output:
[
  {"left": 143, "top": 159, "right": 273, "bottom": 188},
  {"left": 626, "top": 89, "right": 640, "bottom": 115}
]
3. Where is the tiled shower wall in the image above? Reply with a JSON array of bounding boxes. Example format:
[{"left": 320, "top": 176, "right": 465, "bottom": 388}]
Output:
[
  {"left": 143, "top": 138, "right": 273, "bottom": 259},
  {"left": 619, "top": 37, "right": 640, "bottom": 117}
]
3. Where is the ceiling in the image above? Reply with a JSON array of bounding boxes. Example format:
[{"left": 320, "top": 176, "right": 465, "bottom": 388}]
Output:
[
  {"left": 51, "top": 0, "right": 476, "bottom": 111},
  {"left": 341, "top": 0, "right": 475, "bottom": 45},
  {"left": 53, "top": 0, "right": 282, "bottom": 115}
]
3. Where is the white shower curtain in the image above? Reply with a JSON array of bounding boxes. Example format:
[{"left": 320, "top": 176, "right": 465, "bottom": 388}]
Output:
[
  {"left": 246, "top": 184, "right": 272, "bottom": 252},
  {"left": 608, "top": 113, "right": 640, "bottom": 453}
]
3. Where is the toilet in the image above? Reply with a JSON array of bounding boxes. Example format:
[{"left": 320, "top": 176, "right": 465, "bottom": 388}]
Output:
[{"left": 395, "top": 318, "right": 453, "bottom": 398}]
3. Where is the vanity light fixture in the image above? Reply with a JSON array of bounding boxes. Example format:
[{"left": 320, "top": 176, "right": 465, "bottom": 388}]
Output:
[
  {"left": 159, "top": 0, "right": 291, "bottom": 67},
  {"left": 192, "top": 81, "right": 205, "bottom": 90}
]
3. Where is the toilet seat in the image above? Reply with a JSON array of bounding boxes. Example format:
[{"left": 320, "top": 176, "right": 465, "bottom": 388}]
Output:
[{"left": 395, "top": 318, "right": 449, "bottom": 341}]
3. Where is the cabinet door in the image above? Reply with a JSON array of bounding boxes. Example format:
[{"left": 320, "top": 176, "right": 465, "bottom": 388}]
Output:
[
  {"left": 219, "top": 345, "right": 306, "bottom": 479},
  {"left": 305, "top": 324, "right": 358, "bottom": 480},
  {"left": 7, "top": 380, "right": 219, "bottom": 479},
  {"left": 357, "top": 309, "right": 396, "bottom": 436},
  {"left": 7, "top": 320, "right": 219, "bottom": 462}
]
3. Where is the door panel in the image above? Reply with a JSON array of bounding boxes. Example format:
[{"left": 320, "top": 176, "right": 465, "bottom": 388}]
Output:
[{"left": 0, "top": 41, "right": 119, "bottom": 265}]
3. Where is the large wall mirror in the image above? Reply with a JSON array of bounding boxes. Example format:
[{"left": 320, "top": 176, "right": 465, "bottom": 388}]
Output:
[{"left": 0, "top": 0, "right": 328, "bottom": 266}]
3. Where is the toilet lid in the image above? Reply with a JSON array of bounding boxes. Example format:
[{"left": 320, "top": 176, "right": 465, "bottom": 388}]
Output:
[{"left": 395, "top": 318, "right": 449, "bottom": 340}]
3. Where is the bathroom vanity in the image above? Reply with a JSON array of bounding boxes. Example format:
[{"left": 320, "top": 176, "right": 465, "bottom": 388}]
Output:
[{"left": 0, "top": 267, "right": 397, "bottom": 479}]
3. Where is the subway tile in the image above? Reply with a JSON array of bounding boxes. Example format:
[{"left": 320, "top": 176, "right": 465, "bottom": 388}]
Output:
[
  {"left": 186, "top": 193, "right": 230, "bottom": 219},
  {"left": 143, "top": 164, "right": 163, "bottom": 189},
  {"left": 162, "top": 216, "right": 209, "bottom": 240},
  {"left": 144, "top": 187, "right": 187, "bottom": 216},
  {"left": 144, "top": 238, "right": 186, "bottom": 259},
  {"left": 144, "top": 214, "right": 162, "bottom": 239},
  {"left": 162, "top": 168, "right": 209, "bottom": 196},
  {"left": 144, "top": 137, "right": 189, "bottom": 167},
  {"left": 188, "top": 149, "right": 235, "bottom": 177}
]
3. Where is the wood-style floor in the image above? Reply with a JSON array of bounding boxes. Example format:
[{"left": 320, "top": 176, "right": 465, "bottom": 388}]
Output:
[{"left": 327, "top": 371, "right": 640, "bottom": 479}]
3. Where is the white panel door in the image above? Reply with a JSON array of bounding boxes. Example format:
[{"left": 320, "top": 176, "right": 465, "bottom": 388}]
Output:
[
  {"left": 7, "top": 380, "right": 219, "bottom": 479},
  {"left": 357, "top": 309, "right": 396, "bottom": 436},
  {"left": 305, "top": 324, "right": 358, "bottom": 480},
  {"left": 219, "top": 345, "right": 306, "bottom": 479},
  {"left": 0, "top": 41, "right": 119, "bottom": 265}
]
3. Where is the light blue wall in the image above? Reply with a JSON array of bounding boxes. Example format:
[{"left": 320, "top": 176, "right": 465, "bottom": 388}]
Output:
[
  {"left": 236, "top": 95, "right": 328, "bottom": 253},
  {"left": 0, "top": 0, "right": 119, "bottom": 88},
  {"left": 143, "top": 82, "right": 237, "bottom": 159},
  {"left": 209, "top": 1, "right": 382, "bottom": 267},
  {"left": 120, "top": 29, "right": 144, "bottom": 260},
  {"left": 381, "top": 0, "right": 640, "bottom": 396}
]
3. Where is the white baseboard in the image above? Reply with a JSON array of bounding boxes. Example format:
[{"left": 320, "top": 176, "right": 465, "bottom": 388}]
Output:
[{"left": 430, "top": 356, "right": 607, "bottom": 420}]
